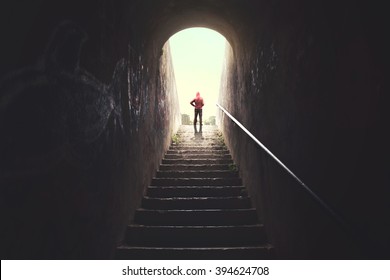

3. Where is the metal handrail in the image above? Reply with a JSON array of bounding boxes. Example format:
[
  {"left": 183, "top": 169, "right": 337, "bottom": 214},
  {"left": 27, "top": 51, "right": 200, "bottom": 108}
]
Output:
[{"left": 216, "top": 103, "right": 348, "bottom": 230}]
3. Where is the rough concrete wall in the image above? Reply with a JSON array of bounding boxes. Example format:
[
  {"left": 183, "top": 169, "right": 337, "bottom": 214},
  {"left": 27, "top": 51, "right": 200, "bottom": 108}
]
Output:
[
  {"left": 219, "top": 0, "right": 389, "bottom": 259},
  {"left": 125, "top": 41, "right": 180, "bottom": 227},
  {"left": 0, "top": 0, "right": 179, "bottom": 259}
]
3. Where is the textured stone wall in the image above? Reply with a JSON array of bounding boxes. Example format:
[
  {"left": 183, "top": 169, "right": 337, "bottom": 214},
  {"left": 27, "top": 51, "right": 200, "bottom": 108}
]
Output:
[
  {"left": 218, "top": 0, "right": 389, "bottom": 258},
  {"left": 0, "top": 0, "right": 179, "bottom": 259}
]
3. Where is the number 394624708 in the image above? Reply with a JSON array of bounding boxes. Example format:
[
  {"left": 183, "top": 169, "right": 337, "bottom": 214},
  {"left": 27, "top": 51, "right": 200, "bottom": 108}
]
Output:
[{"left": 215, "top": 267, "right": 269, "bottom": 276}]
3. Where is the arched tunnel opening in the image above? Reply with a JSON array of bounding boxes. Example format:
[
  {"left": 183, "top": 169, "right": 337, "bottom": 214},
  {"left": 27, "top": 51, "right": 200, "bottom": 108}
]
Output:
[
  {"left": 168, "top": 27, "right": 228, "bottom": 124},
  {"left": 0, "top": 0, "right": 389, "bottom": 260}
]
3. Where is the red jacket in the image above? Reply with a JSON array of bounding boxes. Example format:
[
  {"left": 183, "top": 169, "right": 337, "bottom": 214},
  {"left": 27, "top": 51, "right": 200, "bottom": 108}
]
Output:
[{"left": 190, "top": 92, "right": 204, "bottom": 109}]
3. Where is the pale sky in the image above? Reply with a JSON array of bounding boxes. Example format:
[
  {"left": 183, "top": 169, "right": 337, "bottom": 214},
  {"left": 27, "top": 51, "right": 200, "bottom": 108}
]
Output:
[{"left": 168, "top": 28, "right": 227, "bottom": 120}]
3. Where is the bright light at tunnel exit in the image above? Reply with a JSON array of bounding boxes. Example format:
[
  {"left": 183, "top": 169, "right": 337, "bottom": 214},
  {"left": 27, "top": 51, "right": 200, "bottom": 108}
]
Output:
[{"left": 168, "top": 28, "right": 227, "bottom": 122}]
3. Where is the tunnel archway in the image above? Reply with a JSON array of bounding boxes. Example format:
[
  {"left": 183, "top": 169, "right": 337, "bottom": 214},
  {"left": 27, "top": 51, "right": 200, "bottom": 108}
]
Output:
[
  {"left": 144, "top": 6, "right": 241, "bottom": 54},
  {"left": 166, "top": 27, "right": 229, "bottom": 123}
]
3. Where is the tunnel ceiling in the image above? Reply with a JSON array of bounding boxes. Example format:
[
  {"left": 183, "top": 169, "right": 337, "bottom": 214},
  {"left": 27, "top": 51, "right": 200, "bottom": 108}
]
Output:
[{"left": 128, "top": 0, "right": 256, "bottom": 51}]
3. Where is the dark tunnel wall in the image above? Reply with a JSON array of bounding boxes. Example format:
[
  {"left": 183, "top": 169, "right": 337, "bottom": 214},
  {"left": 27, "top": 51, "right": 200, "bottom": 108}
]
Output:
[
  {"left": 0, "top": 0, "right": 179, "bottom": 259},
  {"left": 219, "top": 1, "right": 389, "bottom": 258},
  {"left": 1, "top": 0, "right": 389, "bottom": 259}
]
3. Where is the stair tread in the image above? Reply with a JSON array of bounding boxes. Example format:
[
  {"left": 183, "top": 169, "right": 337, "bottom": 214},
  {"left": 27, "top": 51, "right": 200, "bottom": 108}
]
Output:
[
  {"left": 142, "top": 196, "right": 251, "bottom": 209},
  {"left": 134, "top": 208, "right": 259, "bottom": 225},
  {"left": 116, "top": 125, "right": 272, "bottom": 259},
  {"left": 147, "top": 186, "right": 244, "bottom": 188},
  {"left": 160, "top": 164, "right": 231, "bottom": 167},
  {"left": 143, "top": 196, "right": 249, "bottom": 199},
  {"left": 146, "top": 186, "right": 247, "bottom": 198},
  {"left": 162, "top": 159, "right": 234, "bottom": 164},
  {"left": 167, "top": 150, "right": 229, "bottom": 153},
  {"left": 118, "top": 245, "right": 272, "bottom": 250},
  {"left": 116, "top": 246, "right": 274, "bottom": 259},
  {"left": 137, "top": 208, "right": 256, "bottom": 212},
  {"left": 151, "top": 178, "right": 241, "bottom": 180},
  {"left": 156, "top": 171, "right": 239, "bottom": 179},
  {"left": 161, "top": 163, "right": 230, "bottom": 165},
  {"left": 157, "top": 170, "right": 237, "bottom": 173},
  {"left": 166, "top": 156, "right": 230, "bottom": 158},
  {"left": 128, "top": 224, "right": 263, "bottom": 228},
  {"left": 151, "top": 178, "right": 243, "bottom": 186}
]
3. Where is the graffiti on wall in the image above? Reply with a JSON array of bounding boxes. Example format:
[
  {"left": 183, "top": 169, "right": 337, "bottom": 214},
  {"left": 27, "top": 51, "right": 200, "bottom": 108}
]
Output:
[{"left": 0, "top": 20, "right": 127, "bottom": 176}]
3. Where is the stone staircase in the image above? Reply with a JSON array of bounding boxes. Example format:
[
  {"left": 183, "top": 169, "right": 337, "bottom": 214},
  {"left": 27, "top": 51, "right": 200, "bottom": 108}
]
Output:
[{"left": 116, "top": 125, "right": 274, "bottom": 259}]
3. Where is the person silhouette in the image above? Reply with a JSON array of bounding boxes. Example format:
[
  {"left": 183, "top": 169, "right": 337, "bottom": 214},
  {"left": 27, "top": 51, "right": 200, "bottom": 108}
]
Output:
[{"left": 190, "top": 91, "right": 204, "bottom": 133}]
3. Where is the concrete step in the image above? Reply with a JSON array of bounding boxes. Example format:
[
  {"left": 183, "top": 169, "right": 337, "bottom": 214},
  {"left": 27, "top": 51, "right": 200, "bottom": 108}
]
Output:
[
  {"left": 159, "top": 164, "right": 231, "bottom": 171},
  {"left": 175, "top": 130, "right": 218, "bottom": 134},
  {"left": 116, "top": 246, "right": 274, "bottom": 260},
  {"left": 167, "top": 149, "right": 229, "bottom": 154},
  {"left": 134, "top": 208, "right": 259, "bottom": 226},
  {"left": 146, "top": 186, "right": 247, "bottom": 198},
  {"left": 175, "top": 131, "right": 217, "bottom": 134},
  {"left": 162, "top": 159, "right": 233, "bottom": 165},
  {"left": 156, "top": 170, "right": 239, "bottom": 178},
  {"left": 151, "top": 177, "right": 242, "bottom": 186},
  {"left": 115, "top": 126, "right": 274, "bottom": 260},
  {"left": 174, "top": 141, "right": 223, "bottom": 145},
  {"left": 174, "top": 132, "right": 217, "bottom": 135},
  {"left": 171, "top": 144, "right": 226, "bottom": 149},
  {"left": 124, "top": 225, "right": 266, "bottom": 247},
  {"left": 169, "top": 146, "right": 228, "bottom": 150},
  {"left": 164, "top": 154, "right": 232, "bottom": 160},
  {"left": 141, "top": 196, "right": 251, "bottom": 209}
]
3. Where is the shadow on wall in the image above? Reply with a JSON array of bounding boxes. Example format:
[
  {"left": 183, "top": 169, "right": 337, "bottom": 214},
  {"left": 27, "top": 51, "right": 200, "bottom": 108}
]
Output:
[
  {"left": 1, "top": 13, "right": 181, "bottom": 258},
  {"left": 217, "top": 1, "right": 390, "bottom": 259},
  {"left": 0, "top": 20, "right": 131, "bottom": 259}
]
